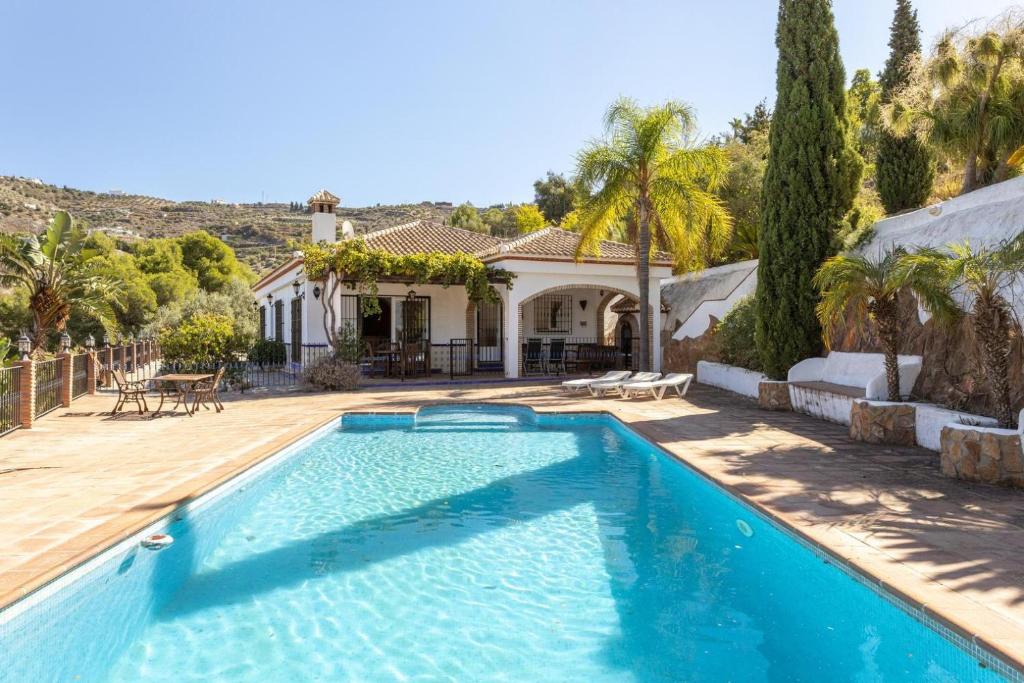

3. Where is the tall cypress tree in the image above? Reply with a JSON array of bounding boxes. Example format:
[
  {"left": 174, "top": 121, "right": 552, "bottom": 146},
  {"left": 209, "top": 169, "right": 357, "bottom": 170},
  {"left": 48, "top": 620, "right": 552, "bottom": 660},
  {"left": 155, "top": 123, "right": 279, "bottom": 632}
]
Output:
[
  {"left": 755, "top": 0, "right": 863, "bottom": 379},
  {"left": 876, "top": 0, "right": 934, "bottom": 213}
]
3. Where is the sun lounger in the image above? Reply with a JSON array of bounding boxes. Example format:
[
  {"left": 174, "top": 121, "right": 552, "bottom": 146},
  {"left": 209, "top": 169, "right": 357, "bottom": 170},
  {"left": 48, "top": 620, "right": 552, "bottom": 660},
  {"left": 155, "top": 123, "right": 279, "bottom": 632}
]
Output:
[
  {"left": 588, "top": 372, "right": 661, "bottom": 397},
  {"left": 620, "top": 373, "right": 694, "bottom": 400},
  {"left": 561, "top": 370, "right": 632, "bottom": 393}
]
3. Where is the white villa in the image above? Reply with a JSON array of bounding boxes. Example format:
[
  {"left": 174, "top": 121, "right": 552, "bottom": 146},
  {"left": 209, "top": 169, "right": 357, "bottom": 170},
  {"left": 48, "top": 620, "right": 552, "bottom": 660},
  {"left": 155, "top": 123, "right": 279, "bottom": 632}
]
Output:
[{"left": 252, "top": 190, "right": 672, "bottom": 378}]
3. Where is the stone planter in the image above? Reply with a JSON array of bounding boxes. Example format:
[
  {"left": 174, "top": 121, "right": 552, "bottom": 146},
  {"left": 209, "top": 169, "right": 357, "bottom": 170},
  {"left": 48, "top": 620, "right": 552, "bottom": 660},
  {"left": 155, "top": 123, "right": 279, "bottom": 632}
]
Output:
[
  {"left": 914, "top": 405, "right": 998, "bottom": 452},
  {"left": 849, "top": 399, "right": 916, "bottom": 447},
  {"left": 758, "top": 380, "right": 791, "bottom": 411},
  {"left": 940, "top": 424, "right": 1024, "bottom": 488}
]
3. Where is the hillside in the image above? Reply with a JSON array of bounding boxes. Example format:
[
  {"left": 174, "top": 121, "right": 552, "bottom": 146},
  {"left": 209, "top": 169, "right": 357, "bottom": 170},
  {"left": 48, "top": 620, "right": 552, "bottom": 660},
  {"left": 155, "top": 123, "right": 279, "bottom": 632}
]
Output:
[{"left": 0, "top": 176, "right": 456, "bottom": 274}]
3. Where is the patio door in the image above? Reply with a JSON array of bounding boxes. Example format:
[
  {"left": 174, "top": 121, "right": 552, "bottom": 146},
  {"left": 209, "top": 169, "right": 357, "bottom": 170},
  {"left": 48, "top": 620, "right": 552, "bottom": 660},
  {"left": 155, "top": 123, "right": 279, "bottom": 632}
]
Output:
[
  {"left": 290, "top": 298, "right": 302, "bottom": 363},
  {"left": 398, "top": 296, "right": 431, "bottom": 377},
  {"left": 475, "top": 300, "right": 503, "bottom": 371}
]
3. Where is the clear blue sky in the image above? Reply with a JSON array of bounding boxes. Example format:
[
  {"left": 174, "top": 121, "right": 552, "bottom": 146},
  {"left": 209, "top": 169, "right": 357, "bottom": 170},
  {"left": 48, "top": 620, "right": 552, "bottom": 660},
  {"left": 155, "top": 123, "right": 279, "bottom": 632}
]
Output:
[{"left": 1, "top": 1, "right": 1014, "bottom": 207}]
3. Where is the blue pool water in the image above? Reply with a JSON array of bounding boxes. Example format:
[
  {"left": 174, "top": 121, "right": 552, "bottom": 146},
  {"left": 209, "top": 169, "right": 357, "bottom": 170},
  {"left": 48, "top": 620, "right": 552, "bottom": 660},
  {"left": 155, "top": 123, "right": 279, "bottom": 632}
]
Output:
[{"left": 0, "top": 405, "right": 1011, "bottom": 682}]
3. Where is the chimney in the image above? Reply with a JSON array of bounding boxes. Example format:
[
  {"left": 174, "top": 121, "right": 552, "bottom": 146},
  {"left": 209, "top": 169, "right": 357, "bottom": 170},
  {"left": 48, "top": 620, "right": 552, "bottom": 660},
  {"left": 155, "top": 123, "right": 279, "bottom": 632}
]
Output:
[
  {"left": 308, "top": 189, "right": 340, "bottom": 243},
  {"left": 340, "top": 220, "right": 355, "bottom": 240}
]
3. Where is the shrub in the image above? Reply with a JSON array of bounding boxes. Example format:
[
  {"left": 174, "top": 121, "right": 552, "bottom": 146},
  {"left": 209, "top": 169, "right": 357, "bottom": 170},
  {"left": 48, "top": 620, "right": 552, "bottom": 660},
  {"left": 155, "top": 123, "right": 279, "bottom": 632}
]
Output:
[
  {"left": 334, "top": 322, "right": 362, "bottom": 363},
  {"left": 716, "top": 296, "right": 761, "bottom": 372},
  {"left": 303, "top": 357, "right": 360, "bottom": 391},
  {"left": 159, "top": 313, "right": 238, "bottom": 365},
  {"left": 248, "top": 338, "right": 287, "bottom": 365}
]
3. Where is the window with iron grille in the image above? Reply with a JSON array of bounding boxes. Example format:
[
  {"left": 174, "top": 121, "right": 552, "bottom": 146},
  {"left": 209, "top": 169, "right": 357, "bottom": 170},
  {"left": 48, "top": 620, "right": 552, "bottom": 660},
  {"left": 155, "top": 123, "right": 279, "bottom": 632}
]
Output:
[
  {"left": 274, "top": 300, "right": 285, "bottom": 341},
  {"left": 533, "top": 294, "right": 571, "bottom": 334},
  {"left": 259, "top": 306, "right": 267, "bottom": 340}
]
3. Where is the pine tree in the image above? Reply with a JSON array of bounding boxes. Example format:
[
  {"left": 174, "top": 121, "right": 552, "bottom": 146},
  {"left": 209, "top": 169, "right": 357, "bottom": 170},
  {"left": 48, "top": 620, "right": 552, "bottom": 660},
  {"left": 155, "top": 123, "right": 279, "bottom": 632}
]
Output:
[
  {"left": 755, "top": 0, "right": 863, "bottom": 379},
  {"left": 876, "top": 0, "right": 934, "bottom": 213}
]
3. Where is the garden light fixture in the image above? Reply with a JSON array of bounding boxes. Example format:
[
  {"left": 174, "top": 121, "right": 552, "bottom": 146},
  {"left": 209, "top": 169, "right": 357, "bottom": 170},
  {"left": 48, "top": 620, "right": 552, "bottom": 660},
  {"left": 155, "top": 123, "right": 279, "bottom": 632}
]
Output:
[{"left": 17, "top": 332, "right": 31, "bottom": 360}]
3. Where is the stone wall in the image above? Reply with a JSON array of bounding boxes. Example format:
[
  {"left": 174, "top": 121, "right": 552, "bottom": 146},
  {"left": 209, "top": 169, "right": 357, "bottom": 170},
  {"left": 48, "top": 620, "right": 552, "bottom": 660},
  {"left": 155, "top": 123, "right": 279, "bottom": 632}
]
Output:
[
  {"left": 849, "top": 400, "right": 916, "bottom": 446},
  {"left": 832, "top": 292, "right": 1024, "bottom": 420},
  {"left": 661, "top": 320, "right": 722, "bottom": 374},
  {"left": 940, "top": 425, "right": 1024, "bottom": 488}
]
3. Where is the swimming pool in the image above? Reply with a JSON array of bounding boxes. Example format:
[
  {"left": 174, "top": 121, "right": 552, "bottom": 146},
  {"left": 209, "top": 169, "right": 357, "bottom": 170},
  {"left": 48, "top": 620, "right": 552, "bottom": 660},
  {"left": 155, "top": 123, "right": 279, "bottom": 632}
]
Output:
[{"left": 0, "top": 405, "right": 1014, "bottom": 681}]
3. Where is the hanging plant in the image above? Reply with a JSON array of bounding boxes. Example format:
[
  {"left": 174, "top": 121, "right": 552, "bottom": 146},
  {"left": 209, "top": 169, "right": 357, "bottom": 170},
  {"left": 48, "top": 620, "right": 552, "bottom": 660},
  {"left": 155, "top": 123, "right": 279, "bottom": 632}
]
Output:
[{"left": 301, "top": 240, "right": 514, "bottom": 347}]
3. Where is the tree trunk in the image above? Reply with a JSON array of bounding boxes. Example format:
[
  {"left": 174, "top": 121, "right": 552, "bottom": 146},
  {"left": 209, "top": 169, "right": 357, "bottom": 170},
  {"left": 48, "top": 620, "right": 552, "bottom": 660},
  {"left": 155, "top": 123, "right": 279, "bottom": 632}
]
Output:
[
  {"left": 973, "top": 292, "right": 1015, "bottom": 428},
  {"left": 636, "top": 202, "right": 651, "bottom": 372},
  {"left": 874, "top": 298, "right": 902, "bottom": 402},
  {"left": 962, "top": 152, "right": 980, "bottom": 194}
]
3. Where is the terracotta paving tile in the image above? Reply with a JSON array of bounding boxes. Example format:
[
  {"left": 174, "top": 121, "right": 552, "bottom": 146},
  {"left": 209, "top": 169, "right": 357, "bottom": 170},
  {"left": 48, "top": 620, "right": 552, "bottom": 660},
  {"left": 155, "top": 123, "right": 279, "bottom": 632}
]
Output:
[{"left": 0, "top": 383, "right": 1022, "bottom": 672}]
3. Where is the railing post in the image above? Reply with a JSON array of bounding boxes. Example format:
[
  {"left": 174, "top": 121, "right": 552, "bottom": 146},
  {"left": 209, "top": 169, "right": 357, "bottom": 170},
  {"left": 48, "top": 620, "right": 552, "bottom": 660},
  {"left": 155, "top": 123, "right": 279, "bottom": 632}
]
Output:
[
  {"left": 60, "top": 353, "right": 73, "bottom": 407},
  {"left": 103, "top": 346, "right": 114, "bottom": 386},
  {"left": 86, "top": 351, "right": 97, "bottom": 395},
  {"left": 17, "top": 358, "right": 35, "bottom": 429}
]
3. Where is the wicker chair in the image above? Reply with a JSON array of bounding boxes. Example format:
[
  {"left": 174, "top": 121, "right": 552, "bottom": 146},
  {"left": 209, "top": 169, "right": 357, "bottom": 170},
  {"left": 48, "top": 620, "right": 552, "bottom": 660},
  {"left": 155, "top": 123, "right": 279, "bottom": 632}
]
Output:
[
  {"left": 112, "top": 367, "right": 149, "bottom": 415},
  {"left": 192, "top": 366, "right": 226, "bottom": 413}
]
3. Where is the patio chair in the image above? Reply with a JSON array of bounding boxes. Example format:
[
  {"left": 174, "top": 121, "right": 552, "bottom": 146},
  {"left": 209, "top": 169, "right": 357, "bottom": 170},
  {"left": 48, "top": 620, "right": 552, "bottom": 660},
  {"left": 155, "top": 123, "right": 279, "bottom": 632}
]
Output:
[
  {"left": 362, "top": 341, "right": 390, "bottom": 378},
  {"left": 523, "top": 338, "right": 544, "bottom": 376},
  {"left": 620, "top": 373, "right": 694, "bottom": 400},
  {"left": 561, "top": 370, "right": 631, "bottom": 393},
  {"left": 546, "top": 339, "right": 566, "bottom": 375},
  {"left": 192, "top": 366, "right": 226, "bottom": 413},
  {"left": 112, "top": 367, "right": 149, "bottom": 415},
  {"left": 588, "top": 372, "right": 661, "bottom": 398}
]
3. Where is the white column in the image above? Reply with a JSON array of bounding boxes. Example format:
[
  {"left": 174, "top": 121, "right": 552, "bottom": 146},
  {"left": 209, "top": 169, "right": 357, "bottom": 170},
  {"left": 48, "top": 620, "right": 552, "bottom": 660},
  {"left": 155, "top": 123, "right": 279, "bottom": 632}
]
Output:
[
  {"left": 650, "top": 279, "right": 662, "bottom": 372},
  {"left": 504, "top": 290, "right": 521, "bottom": 378}
]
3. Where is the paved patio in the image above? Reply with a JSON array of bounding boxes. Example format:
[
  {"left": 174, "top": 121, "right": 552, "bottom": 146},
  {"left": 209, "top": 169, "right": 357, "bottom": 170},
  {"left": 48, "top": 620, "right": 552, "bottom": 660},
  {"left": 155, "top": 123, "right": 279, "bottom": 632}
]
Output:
[{"left": 1, "top": 383, "right": 1022, "bottom": 670}]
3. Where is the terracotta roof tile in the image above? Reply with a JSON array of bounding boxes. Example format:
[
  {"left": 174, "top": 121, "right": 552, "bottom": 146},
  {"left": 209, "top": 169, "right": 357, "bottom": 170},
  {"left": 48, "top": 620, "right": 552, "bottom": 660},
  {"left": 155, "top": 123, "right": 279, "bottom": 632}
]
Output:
[
  {"left": 478, "top": 227, "right": 672, "bottom": 263},
  {"left": 308, "top": 189, "right": 340, "bottom": 204},
  {"left": 362, "top": 220, "right": 505, "bottom": 255}
]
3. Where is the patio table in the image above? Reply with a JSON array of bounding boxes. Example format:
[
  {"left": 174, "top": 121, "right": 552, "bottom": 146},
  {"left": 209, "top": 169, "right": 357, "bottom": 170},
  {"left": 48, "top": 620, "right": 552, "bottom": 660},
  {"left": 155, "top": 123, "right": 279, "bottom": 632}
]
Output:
[{"left": 150, "top": 373, "right": 214, "bottom": 417}]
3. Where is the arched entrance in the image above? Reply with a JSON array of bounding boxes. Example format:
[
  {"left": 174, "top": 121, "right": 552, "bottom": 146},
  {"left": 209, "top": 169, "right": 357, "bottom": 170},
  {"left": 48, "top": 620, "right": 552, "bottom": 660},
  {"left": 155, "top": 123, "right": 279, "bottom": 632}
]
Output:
[{"left": 511, "top": 284, "right": 655, "bottom": 377}]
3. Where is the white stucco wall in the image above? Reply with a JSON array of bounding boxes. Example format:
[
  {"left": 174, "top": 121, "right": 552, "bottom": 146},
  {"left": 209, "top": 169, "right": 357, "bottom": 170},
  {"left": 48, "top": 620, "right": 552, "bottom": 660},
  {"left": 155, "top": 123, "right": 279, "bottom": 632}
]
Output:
[
  {"left": 914, "top": 405, "right": 998, "bottom": 452},
  {"left": 788, "top": 386, "right": 854, "bottom": 425},
  {"left": 861, "top": 176, "right": 1024, "bottom": 323},
  {"left": 664, "top": 260, "right": 758, "bottom": 341},
  {"left": 494, "top": 258, "right": 671, "bottom": 377},
  {"left": 520, "top": 288, "right": 603, "bottom": 339},
  {"left": 696, "top": 361, "right": 765, "bottom": 399}
]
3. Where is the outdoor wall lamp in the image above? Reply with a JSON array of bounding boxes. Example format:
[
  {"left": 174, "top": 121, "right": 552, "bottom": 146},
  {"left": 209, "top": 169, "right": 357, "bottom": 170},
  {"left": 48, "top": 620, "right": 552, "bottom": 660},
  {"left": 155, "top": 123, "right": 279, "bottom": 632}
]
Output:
[
  {"left": 102, "top": 332, "right": 110, "bottom": 348},
  {"left": 59, "top": 331, "right": 71, "bottom": 352},
  {"left": 313, "top": 285, "right": 322, "bottom": 300},
  {"left": 292, "top": 279, "right": 301, "bottom": 297},
  {"left": 17, "top": 332, "right": 31, "bottom": 360},
  {"left": 579, "top": 299, "right": 588, "bottom": 311},
  {"left": 85, "top": 334, "right": 95, "bottom": 351}
]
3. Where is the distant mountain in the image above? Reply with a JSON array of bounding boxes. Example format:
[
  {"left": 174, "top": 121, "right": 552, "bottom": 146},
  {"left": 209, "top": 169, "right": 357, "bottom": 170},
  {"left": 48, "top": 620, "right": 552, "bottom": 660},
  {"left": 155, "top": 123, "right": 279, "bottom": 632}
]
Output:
[{"left": 0, "top": 176, "right": 456, "bottom": 273}]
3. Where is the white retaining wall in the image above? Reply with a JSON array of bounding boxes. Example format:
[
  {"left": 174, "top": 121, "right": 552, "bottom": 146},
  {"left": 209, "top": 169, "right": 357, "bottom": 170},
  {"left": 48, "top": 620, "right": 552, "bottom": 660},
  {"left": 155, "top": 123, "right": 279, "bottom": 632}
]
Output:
[
  {"left": 915, "top": 405, "right": 999, "bottom": 452},
  {"left": 696, "top": 361, "right": 766, "bottom": 399}
]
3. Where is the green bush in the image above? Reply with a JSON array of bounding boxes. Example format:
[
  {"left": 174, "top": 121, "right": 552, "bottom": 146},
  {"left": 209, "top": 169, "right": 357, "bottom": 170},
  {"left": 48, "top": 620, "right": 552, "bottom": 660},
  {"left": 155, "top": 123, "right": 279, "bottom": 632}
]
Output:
[
  {"left": 333, "top": 322, "right": 362, "bottom": 363},
  {"left": 716, "top": 296, "right": 761, "bottom": 372},
  {"left": 159, "top": 313, "right": 239, "bottom": 365},
  {"left": 248, "top": 338, "right": 287, "bottom": 365}
]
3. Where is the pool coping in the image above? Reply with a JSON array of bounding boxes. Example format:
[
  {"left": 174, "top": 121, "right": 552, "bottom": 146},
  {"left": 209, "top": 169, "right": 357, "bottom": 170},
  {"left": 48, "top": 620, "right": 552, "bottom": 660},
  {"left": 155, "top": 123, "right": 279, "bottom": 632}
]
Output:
[{"left": 2, "top": 398, "right": 1022, "bottom": 678}]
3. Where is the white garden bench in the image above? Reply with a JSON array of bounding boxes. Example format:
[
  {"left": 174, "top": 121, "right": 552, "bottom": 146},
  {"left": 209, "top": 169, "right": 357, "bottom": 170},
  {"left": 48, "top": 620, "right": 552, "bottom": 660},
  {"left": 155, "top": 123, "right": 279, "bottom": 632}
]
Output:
[{"left": 787, "top": 351, "right": 923, "bottom": 425}]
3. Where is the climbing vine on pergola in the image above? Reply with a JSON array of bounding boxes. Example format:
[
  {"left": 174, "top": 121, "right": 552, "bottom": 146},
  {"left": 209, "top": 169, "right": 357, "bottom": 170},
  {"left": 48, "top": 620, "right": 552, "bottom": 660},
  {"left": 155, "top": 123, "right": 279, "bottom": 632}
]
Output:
[{"left": 302, "top": 239, "right": 514, "bottom": 347}]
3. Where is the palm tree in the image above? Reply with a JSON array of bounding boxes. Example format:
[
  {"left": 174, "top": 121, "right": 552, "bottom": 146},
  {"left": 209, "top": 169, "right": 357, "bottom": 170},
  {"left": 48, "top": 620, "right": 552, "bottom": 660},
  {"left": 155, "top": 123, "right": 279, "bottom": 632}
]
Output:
[
  {"left": 888, "top": 15, "right": 1024, "bottom": 193},
  {"left": 814, "top": 247, "right": 957, "bottom": 402},
  {"left": 573, "top": 98, "right": 732, "bottom": 370},
  {"left": 0, "top": 211, "right": 116, "bottom": 352},
  {"left": 905, "top": 241, "right": 1024, "bottom": 427}
]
